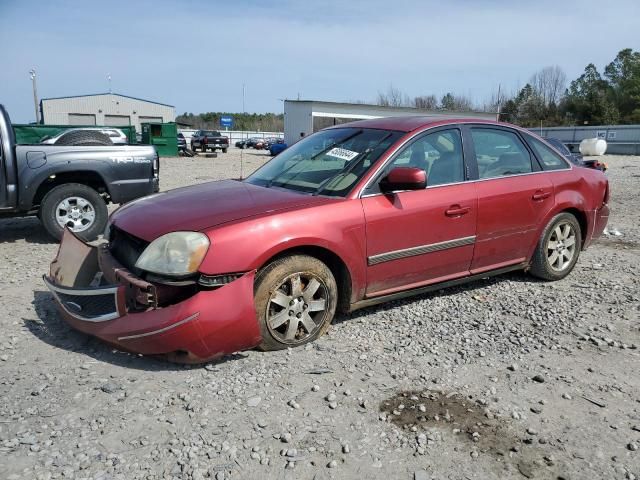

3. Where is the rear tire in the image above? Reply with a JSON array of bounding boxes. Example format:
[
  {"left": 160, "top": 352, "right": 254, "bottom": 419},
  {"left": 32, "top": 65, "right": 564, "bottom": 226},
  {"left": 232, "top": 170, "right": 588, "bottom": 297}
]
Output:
[
  {"left": 254, "top": 255, "right": 337, "bottom": 351},
  {"left": 39, "top": 183, "right": 108, "bottom": 241},
  {"left": 222, "top": 148, "right": 228, "bottom": 153},
  {"left": 529, "top": 212, "right": 582, "bottom": 281}
]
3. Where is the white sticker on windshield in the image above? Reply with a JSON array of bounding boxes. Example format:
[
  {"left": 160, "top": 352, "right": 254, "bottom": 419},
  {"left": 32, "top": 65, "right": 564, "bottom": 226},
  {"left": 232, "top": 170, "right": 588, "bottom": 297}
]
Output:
[{"left": 326, "top": 147, "right": 360, "bottom": 161}]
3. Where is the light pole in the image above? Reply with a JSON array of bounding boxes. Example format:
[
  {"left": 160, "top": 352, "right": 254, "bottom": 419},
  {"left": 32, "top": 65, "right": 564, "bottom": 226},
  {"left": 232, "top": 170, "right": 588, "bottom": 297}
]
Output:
[{"left": 29, "top": 69, "right": 39, "bottom": 124}]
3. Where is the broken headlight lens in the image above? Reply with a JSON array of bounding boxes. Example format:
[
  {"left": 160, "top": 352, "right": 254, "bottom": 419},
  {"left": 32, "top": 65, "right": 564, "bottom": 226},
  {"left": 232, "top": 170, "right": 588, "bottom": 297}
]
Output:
[{"left": 135, "top": 232, "right": 210, "bottom": 276}]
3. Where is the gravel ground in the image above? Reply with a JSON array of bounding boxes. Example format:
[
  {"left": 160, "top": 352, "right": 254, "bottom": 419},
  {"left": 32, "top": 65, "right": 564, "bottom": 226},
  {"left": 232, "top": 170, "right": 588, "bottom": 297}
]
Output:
[{"left": 0, "top": 149, "right": 638, "bottom": 480}]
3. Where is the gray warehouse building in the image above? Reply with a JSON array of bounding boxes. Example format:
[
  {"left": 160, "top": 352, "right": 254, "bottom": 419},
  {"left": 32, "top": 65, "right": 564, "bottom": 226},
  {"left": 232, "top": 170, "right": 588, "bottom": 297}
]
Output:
[
  {"left": 40, "top": 93, "right": 175, "bottom": 132},
  {"left": 283, "top": 100, "right": 496, "bottom": 145}
]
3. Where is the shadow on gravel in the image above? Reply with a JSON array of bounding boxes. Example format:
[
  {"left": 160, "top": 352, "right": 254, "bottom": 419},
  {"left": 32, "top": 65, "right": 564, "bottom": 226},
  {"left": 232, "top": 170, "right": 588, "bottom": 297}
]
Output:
[
  {"left": 339, "top": 270, "right": 536, "bottom": 325},
  {"left": 27, "top": 290, "right": 245, "bottom": 371},
  {"left": 239, "top": 151, "right": 271, "bottom": 157},
  {"left": 0, "top": 217, "right": 57, "bottom": 245},
  {"left": 380, "top": 390, "right": 564, "bottom": 479}
]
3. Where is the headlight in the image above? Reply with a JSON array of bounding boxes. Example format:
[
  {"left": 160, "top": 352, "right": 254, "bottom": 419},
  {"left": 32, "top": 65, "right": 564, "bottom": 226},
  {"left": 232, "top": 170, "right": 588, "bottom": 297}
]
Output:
[{"left": 135, "top": 232, "right": 210, "bottom": 276}]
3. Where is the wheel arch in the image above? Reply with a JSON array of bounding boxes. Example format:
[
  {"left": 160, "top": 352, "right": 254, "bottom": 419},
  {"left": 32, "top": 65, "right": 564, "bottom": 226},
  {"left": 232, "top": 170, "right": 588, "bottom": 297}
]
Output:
[
  {"left": 560, "top": 207, "right": 588, "bottom": 248},
  {"left": 32, "top": 171, "right": 109, "bottom": 209},
  {"left": 256, "top": 245, "right": 354, "bottom": 313},
  {"left": 528, "top": 204, "right": 590, "bottom": 263}
]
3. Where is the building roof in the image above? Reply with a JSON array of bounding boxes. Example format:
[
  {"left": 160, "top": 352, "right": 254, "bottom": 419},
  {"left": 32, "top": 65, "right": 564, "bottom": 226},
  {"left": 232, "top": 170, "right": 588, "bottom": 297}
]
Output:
[
  {"left": 327, "top": 116, "right": 498, "bottom": 132},
  {"left": 40, "top": 92, "right": 174, "bottom": 108},
  {"left": 284, "top": 99, "right": 494, "bottom": 118}
]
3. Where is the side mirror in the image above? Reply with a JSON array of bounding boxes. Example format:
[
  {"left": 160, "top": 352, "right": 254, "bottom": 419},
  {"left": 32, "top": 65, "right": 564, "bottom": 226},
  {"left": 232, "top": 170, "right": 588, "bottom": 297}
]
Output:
[{"left": 380, "top": 167, "right": 426, "bottom": 193}]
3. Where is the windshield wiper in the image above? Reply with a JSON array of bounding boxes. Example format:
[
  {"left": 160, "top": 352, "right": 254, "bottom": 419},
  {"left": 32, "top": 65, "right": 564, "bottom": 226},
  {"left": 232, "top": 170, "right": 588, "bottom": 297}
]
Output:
[
  {"left": 312, "top": 132, "right": 394, "bottom": 196},
  {"left": 265, "top": 129, "right": 364, "bottom": 190}
]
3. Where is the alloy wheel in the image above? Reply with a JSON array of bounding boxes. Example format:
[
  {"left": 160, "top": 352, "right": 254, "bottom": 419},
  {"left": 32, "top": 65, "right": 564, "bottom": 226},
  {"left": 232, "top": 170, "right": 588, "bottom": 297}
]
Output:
[
  {"left": 266, "top": 272, "right": 328, "bottom": 344},
  {"left": 55, "top": 196, "right": 96, "bottom": 232},
  {"left": 546, "top": 221, "right": 577, "bottom": 272}
]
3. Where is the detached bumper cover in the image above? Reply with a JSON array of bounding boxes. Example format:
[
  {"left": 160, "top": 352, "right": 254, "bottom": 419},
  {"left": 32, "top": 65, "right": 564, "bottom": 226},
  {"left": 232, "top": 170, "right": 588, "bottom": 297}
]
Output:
[{"left": 44, "top": 229, "right": 262, "bottom": 362}]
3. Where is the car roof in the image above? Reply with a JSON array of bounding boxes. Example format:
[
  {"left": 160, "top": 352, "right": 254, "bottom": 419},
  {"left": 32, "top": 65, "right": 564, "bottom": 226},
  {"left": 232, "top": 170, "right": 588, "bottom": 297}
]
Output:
[{"left": 326, "top": 116, "right": 501, "bottom": 132}]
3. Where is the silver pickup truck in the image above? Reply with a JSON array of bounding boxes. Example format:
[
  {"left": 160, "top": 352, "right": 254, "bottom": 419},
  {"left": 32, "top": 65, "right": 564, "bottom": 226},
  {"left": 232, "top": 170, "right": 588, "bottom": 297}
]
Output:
[{"left": 0, "top": 104, "right": 159, "bottom": 241}]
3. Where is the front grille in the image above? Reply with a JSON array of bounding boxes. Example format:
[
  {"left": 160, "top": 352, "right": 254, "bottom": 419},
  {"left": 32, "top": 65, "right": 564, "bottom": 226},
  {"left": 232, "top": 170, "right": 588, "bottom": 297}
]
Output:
[
  {"left": 56, "top": 290, "right": 117, "bottom": 320},
  {"left": 109, "top": 227, "right": 149, "bottom": 274}
]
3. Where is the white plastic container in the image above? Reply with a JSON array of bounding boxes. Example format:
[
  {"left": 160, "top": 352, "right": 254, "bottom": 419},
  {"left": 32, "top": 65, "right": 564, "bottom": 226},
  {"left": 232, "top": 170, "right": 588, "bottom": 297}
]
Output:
[{"left": 579, "top": 138, "right": 607, "bottom": 156}]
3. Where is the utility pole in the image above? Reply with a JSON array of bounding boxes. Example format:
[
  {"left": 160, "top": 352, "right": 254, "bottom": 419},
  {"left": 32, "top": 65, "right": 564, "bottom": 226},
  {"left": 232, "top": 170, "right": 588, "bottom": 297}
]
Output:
[
  {"left": 496, "top": 83, "right": 501, "bottom": 122},
  {"left": 242, "top": 83, "right": 245, "bottom": 113},
  {"left": 29, "top": 69, "right": 39, "bottom": 124},
  {"left": 108, "top": 74, "right": 112, "bottom": 94}
]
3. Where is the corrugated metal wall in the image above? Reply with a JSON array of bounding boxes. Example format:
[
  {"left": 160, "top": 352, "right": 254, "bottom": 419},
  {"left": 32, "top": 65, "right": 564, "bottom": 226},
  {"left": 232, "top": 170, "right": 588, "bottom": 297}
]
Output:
[
  {"left": 534, "top": 125, "right": 640, "bottom": 155},
  {"left": 41, "top": 94, "right": 175, "bottom": 133}
]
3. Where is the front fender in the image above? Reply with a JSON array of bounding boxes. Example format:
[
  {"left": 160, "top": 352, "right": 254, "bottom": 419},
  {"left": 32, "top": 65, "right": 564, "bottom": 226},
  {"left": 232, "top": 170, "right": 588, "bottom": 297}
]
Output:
[{"left": 198, "top": 202, "right": 368, "bottom": 303}]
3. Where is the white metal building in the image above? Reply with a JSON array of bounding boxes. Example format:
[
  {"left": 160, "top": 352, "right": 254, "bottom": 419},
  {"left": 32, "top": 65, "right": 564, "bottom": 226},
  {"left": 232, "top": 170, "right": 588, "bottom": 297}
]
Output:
[
  {"left": 40, "top": 93, "right": 175, "bottom": 132},
  {"left": 283, "top": 100, "right": 496, "bottom": 145}
]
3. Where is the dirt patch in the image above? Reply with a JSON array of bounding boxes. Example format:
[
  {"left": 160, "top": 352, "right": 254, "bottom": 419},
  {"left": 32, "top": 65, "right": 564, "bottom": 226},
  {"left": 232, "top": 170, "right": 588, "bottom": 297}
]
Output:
[
  {"left": 380, "top": 390, "right": 567, "bottom": 479},
  {"left": 594, "top": 237, "right": 640, "bottom": 250}
]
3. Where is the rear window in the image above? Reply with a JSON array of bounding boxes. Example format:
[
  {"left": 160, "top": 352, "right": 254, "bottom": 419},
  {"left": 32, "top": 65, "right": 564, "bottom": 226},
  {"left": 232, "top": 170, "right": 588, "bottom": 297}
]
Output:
[
  {"left": 203, "top": 131, "right": 220, "bottom": 136},
  {"left": 528, "top": 137, "right": 569, "bottom": 171}
]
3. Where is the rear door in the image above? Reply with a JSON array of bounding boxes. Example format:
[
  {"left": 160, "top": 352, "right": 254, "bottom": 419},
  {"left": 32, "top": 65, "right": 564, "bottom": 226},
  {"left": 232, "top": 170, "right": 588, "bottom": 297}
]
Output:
[
  {"left": 361, "top": 127, "right": 477, "bottom": 295},
  {"left": 468, "top": 126, "right": 554, "bottom": 273}
]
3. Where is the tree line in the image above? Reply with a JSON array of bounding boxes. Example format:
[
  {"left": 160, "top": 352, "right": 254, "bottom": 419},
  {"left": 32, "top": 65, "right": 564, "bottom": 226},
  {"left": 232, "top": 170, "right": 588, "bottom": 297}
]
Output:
[
  {"left": 176, "top": 112, "right": 284, "bottom": 132},
  {"left": 375, "top": 48, "right": 640, "bottom": 127},
  {"left": 178, "top": 48, "right": 639, "bottom": 130}
]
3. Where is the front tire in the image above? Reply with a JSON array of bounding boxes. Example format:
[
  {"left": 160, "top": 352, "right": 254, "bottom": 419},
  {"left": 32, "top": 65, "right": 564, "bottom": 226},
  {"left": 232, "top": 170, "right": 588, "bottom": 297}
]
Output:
[
  {"left": 529, "top": 213, "right": 582, "bottom": 281},
  {"left": 254, "top": 255, "right": 338, "bottom": 351},
  {"left": 39, "top": 183, "right": 108, "bottom": 241},
  {"left": 222, "top": 148, "right": 228, "bottom": 153}
]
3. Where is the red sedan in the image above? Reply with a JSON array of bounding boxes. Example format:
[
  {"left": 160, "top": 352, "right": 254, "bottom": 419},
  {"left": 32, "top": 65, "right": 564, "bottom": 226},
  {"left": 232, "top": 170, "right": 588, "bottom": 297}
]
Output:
[{"left": 45, "top": 117, "right": 610, "bottom": 363}]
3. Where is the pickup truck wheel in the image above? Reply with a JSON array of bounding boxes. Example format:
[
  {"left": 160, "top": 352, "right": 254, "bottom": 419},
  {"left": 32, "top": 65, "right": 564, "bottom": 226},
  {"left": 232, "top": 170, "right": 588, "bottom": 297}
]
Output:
[
  {"left": 40, "top": 183, "right": 107, "bottom": 241},
  {"left": 222, "top": 148, "right": 228, "bottom": 153},
  {"left": 529, "top": 213, "right": 582, "bottom": 281},
  {"left": 254, "top": 255, "right": 338, "bottom": 351}
]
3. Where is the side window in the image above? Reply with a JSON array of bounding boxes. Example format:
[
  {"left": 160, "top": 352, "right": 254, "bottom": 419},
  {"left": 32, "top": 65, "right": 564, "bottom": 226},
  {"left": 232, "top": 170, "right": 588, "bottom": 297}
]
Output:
[
  {"left": 389, "top": 129, "right": 465, "bottom": 187},
  {"left": 528, "top": 136, "right": 569, "bottom": 170},
  {"left": 471, "top": 128, "right": 532, "bottom": 179}
]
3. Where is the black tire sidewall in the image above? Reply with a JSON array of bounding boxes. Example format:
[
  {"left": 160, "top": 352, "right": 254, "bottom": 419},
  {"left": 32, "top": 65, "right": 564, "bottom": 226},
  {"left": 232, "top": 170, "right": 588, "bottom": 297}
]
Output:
[
  {"left": 40, "top": 183, "right": 108, "bottom": 241},
  {"left": 254, "top": 255, "right": 338, "bottom": 351}
]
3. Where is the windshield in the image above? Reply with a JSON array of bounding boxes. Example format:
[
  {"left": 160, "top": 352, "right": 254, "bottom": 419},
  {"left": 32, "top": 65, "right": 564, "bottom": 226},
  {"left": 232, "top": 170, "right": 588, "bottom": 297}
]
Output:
[{"left": 245, "top": 128, "right": 402, "bottom": 196}]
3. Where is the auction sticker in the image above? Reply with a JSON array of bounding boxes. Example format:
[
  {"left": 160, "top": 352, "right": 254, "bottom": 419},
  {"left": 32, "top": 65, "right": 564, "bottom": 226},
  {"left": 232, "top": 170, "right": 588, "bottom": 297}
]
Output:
[{"left": 326, "top": 147, "right": 360, "bottom": 161}]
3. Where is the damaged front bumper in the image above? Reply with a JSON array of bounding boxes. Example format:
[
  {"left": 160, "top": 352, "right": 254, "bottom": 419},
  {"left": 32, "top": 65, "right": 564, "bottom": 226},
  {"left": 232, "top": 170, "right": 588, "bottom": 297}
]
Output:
[{"left": 44, "top": 229, "right": 262, "bottom": 363}]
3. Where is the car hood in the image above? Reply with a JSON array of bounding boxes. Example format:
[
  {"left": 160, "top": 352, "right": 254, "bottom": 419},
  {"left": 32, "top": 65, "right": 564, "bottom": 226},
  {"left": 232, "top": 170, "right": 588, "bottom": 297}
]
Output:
[{"left": 111, "top": 180, "right": 339, "bottom": 242}]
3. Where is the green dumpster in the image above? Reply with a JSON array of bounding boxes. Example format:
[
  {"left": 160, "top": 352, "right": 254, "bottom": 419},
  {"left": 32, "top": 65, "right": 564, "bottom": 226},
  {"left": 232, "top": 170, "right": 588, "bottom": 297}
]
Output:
[
  {"left": 13, "top": 124, "right": 137, "bottom": 144},
  {"left": 141, "top": 122, "right": 177, "bottom": 157}
]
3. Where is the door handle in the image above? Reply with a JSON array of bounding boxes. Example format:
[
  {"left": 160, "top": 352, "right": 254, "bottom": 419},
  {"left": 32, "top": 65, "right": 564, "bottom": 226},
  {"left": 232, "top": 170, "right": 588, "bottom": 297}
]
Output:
[
  {"left": 445, "top": 205, "right": 471, "bottom": 217},
  {"left": 532, "top": 190, "right": 551, "bottom": 201}
]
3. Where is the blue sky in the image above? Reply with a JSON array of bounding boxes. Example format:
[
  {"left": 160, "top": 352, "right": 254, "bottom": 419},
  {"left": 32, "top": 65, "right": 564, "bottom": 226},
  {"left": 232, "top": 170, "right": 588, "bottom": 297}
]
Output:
[{"left": 1, "top": 0, "right": 638, "bottom": 123}]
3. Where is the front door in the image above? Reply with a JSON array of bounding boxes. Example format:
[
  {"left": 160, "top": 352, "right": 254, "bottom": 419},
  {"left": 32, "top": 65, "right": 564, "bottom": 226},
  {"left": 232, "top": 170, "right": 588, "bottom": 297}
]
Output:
[
  {"left": 468, "top": 126, "right": 555, "bottom": 273},
  {"left": 361, "top": 127, "right": 477, "bottom": 296}
]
